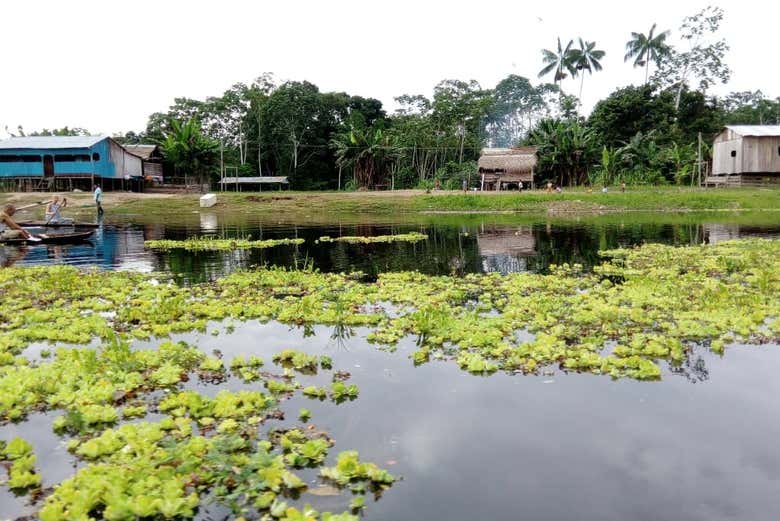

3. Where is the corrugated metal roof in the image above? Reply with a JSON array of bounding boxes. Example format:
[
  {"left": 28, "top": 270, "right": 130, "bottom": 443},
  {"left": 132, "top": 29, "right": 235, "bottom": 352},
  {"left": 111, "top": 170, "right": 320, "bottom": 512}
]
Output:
[
  {"left": 220, "top": 176, "right": 289, "bottom": 183},
  {"left": 123, "top": 144, "right": 160, "bottom": 160},
  {"left": 725, "top": 125, "right": 780, "bottom": 137},
  {"left": 0, "top": 135, "right": 107, "bottom": 150}
]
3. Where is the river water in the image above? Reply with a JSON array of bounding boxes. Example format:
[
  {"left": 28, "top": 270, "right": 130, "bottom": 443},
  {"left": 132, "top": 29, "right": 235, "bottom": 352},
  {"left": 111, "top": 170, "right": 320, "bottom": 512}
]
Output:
[
  {"left": 3, "top": 212, "right": 780, "bottom": 282},
  {"left": 2, "top": 211, "right": 780, "bottom": 521}
]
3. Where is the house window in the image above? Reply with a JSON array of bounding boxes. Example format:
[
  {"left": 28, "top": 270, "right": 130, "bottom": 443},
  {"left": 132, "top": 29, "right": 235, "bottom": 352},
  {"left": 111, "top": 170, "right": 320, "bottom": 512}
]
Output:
[
  {"left": 777, "top": 146, "right": 780, "bottom": 156},
  {"left": 0, "top": 155, "right": 41, "bottom": 163},
  {"left": 92, "top": 153, "right": 100, "bottom": 161},
  {"left": 55, "top": 154, "right": 76, "bottom": 162},
  {"left": 75, "top": 154, "right": 91, "bottom": 162},
  {"left": 730, "top": 150, "right": 736, "bottom": 157}
]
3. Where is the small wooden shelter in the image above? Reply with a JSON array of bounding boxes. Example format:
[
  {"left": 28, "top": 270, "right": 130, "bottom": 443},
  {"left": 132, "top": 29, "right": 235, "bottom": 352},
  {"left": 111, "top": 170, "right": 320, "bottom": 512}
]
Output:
[
  {"left": 123, "top": 144, "right": 164, "bottom": 182},
  {"left": 478, "top": 147, "right": 537, "bottom": 190},
  {"left": 709, "top": 125, "right": 780, "bottom": 186},
  {"left": 219, "top": 176, "right": 289, "bottom": 191}
]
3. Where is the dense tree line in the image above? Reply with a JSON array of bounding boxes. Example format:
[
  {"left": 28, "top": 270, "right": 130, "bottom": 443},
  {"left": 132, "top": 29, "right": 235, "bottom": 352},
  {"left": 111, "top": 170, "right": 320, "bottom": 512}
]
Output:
[{"left": 101, "top": 6, "right": 780, "bottom": 188}]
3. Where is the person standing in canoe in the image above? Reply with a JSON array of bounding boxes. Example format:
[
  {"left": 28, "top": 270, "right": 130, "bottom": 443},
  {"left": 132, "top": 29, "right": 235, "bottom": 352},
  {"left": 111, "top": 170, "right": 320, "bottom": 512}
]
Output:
[
  {"left": 93, "top": 185, "right": 103, "bottom": 216},
  {"left": 0, "top": 205, "right": 33, "bottom": 240},
  {"left": 45, "top": 195, "right": 73, "bottom": 225}
]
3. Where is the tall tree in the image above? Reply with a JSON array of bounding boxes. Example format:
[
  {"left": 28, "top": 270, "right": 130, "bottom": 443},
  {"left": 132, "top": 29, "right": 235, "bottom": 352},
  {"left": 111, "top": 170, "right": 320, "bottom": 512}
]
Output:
[
  {"left": 486, "top": 75, "right": 558, "bottom": 147},
  {"left": 261, "top": 81, "right": 324, "bottom": 183},
  {"left": 571, "top": 38, "right": 605, "bottom": 100},
  {"left": 652, "top": 6, "right": 731, "bottom": 111},
  {"left": 431, "top": 80, "right": 492, "bottom": 165},
  {"left": 624, "top": 23, "right": 671, "bottom": 84},
  {"left": 538, "top": 38, "right": 577, "bottom": 91}
]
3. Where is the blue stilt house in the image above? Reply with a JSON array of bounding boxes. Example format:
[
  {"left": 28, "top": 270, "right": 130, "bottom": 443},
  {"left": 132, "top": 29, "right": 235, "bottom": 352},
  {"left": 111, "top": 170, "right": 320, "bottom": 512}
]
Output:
[{"left": 0, "top": 136, "right": 143, "bottom": 191}]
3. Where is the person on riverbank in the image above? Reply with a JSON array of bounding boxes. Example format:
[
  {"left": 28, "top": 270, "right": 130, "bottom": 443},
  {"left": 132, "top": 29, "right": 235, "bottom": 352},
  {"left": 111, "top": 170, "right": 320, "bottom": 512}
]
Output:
[
  {"left": 93, "top": 185, "right": 103, "bottom": 216},
  {"left": 0, "top": 205, "right": 32, "bottom": 240},
  {"left": 45, "top": 195, "right": 73, "bottom": 225}
]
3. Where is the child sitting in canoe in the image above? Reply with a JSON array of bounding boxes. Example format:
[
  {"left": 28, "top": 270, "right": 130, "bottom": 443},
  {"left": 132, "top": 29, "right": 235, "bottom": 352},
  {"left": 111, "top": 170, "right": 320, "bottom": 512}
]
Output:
[{"left": 45, "top": 195, "right": 73, "bottom": 225}]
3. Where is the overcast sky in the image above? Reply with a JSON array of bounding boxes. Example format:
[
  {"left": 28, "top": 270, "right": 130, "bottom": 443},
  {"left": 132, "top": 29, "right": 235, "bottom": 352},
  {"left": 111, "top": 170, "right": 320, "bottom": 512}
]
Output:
[{"left": 1, "top": 0, "right": 777, "bottom": 138}]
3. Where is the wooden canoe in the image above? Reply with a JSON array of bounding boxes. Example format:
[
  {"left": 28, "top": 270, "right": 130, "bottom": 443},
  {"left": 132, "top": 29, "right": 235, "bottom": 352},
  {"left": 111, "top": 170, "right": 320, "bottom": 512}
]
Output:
[
  {"left": 18, "top": 221, "right": 99, "bottom": 229},
  {"left": 1, "top": 231, "right": 94, "bottom": 245}
]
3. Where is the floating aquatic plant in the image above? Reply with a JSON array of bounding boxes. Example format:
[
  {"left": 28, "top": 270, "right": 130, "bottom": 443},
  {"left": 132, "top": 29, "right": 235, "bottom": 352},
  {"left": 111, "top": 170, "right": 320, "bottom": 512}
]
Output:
[
  {"left": 1, "top": 437, "right": 42, "bottom": 491},
  {"left": 1, "top": 239, "right": 779, "bottom": 518},
  {"left": 317, "top": 232, "right": 427, "bottom": 244},
  {"left": 144, "top": 237, "right": 305, "bottom": 251}
]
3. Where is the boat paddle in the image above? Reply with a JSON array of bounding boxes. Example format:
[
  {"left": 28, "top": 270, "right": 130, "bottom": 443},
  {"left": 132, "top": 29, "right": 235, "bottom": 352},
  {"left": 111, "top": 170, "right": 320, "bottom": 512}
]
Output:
[{"left": 14, "top": 201, "right": 47, "bottom": 211}]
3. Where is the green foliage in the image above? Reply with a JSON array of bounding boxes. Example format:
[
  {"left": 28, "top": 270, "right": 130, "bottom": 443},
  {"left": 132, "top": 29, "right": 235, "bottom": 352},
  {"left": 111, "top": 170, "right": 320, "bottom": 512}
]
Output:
[
  {"left": 538, "top": 37, "right": 578, "bottom": 86},
  {"left": 161, "top": 118, "right": 219, "bottom": 183},
  {"left": 330, "top": 382, "right": 359, "bottom": 402},
  {"left": 722, "top": 90, "right": 780, "bottom": 125},
  {"left": 145, "top": 237, "right": 305, "bottom": 251},
  {"left": 570, "top": 38, "right": 606, "bottom": 99},
  {"left": 651, "top": 6, "right": 731, "bottom": 111},
  {"left": 320, "top": 451, "right": 395, "bottom": 487},
  {"left": 1, "top": 437, "right": 41, "bottom": 491},
  {"left": 317, "top": 232, "right": 427, "bottom": 245},
  {"left": 273, "top": 349, "right": 320, "bottom": 373},
  {"left": 526, "top": 118, "right": 600, "bottom": 186},
  {"left": 303, "top": 386, "right": 328, "bottom": 399},
  {"left": 624, "top": 23, "right": 671, "bottom": 84}
]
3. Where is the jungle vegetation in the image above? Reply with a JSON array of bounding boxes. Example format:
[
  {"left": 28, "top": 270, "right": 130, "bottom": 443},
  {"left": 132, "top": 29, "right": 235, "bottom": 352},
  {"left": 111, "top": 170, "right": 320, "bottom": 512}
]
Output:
[{"left": 16, "top": 6, "right": 778, "bottom": 189}]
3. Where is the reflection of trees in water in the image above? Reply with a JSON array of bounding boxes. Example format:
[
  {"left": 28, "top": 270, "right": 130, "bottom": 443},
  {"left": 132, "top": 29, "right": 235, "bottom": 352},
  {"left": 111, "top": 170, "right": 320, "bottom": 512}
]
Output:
[
  {"left": 668, "top": 349, "right": 710, "bottom": 383},
  {"left": 329, "top": 324, "right": 354, "bottom": 351},
  {"left": 151, "top": 219, "right": 780, "bottom": 282},
  {"left": 527, "top": 222, "right": 707, "bottom": 273}
]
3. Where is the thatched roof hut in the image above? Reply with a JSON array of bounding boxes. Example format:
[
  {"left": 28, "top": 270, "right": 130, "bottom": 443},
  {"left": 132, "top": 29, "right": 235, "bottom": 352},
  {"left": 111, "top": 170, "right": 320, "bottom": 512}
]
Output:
[{"left": 478, "top": 147, "right": 537, "bottom": 190}]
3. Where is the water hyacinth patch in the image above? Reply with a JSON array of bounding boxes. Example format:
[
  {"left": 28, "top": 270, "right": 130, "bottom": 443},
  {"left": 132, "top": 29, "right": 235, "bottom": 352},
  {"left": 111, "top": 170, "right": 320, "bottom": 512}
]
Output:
[
  {"left": 144, "top": 237, "right": 305, "bottom": 251},
  {"left": 316, "top": 232, "right": 427, "bottom": 244},
  {"left": 1, "top": 238, "right": 779, "bottom": 518},
  {"left": 1, "top": 240, "right": 779, "bottom": 382},
  {"left": 1, "top": 437, "right": 42, "bottom": 491}
]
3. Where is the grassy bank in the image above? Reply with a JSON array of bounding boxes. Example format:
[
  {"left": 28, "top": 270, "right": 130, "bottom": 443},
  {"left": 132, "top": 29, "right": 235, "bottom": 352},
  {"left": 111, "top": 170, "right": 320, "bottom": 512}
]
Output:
[{"left": 2, "top": 187, "right": 779, "bottom": 222}]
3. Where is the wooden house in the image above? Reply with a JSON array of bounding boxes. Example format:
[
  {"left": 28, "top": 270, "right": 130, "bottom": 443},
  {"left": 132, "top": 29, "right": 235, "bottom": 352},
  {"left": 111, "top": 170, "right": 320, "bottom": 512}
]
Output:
[
  {"left": 0, "top": 136, "right": 143, "bottom": 191},
  {"left": 123, "top": 144, "right": 164, "bottom": 182},
  {"left": 478, "top": 147, "right": 537, "bottom": 190},
  {"left": 709, "top": 125, "right": 780, "bottom": 186}
]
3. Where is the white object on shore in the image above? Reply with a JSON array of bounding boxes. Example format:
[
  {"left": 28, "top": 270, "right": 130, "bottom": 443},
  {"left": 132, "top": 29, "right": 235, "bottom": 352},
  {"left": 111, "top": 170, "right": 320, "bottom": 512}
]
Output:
[{"left": 199, "top": 193, "right": 217, "bottom": 208}]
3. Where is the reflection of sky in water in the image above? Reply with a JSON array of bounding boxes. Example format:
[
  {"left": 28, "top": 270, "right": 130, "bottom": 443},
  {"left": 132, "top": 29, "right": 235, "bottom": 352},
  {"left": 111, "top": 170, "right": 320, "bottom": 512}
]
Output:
[
  {"left": 4, "top": 321, "right": 779, "bottom": 520},
  {"left": 4, "top": 219, "right": 780, "bottom": 281}
]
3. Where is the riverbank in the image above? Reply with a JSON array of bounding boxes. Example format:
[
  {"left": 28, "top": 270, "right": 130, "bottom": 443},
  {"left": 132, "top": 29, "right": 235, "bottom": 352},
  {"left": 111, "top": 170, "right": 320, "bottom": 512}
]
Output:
[{"left": 2, "top": 187, "right": 779, "bottom": 222}]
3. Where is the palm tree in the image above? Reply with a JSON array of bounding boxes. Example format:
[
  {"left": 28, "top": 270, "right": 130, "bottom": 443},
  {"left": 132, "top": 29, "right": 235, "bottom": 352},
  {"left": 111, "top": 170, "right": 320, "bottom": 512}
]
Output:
[
  {"left": 624, "top": 23, "right": 671, "bottom": 84},
  {"left": 538, "top": 38, "right": 578, "bottom": 92},
  {"left": 571, "top": 38, "right": 605, "bottom": 100}
]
